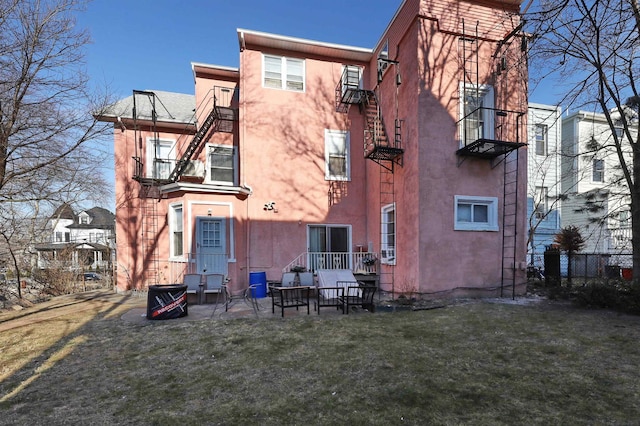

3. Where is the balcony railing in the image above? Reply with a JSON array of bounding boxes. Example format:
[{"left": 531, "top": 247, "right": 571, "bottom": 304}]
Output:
[
  {"left": 283, "top": 252, "right": 378, "bottom": 274},
  {"left": 610, "top": 227, "right": 632, "bottom": 251},
  {"left": 456, "top": 107, "right": 526, "bottom": 159}
]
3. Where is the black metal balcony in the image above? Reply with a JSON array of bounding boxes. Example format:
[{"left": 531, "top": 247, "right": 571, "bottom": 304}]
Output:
[{"left": 456, "top": 107, "right": 526, "bottom": 159}]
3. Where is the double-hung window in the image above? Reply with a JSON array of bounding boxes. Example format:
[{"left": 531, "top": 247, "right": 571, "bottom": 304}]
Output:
[
  {"left": 209, "top": 145, "right": 236, "bottom": 185},
  {"left": 325, "top": 130, "right": 350, "bottom": 181},
  {"left": 381, "top": 204, "right": 396, "bottom": 264},
  {"left": 263, "top": 54, "right": 305, "bottom": 91},
  {"left": 170, "top": 204, "right": 184, "bottom": 258},
  {"left": 147, "top": 138, "right": 175, "bottom": 180},
  {"left": 455, "top": 196, "right": 498, "bottom": 231},
  {"left": 592, "top": 159, "right": 604, "bottom": 182},
  {"left": 535, "top": 124, "right": 548, "bottom": 156}
]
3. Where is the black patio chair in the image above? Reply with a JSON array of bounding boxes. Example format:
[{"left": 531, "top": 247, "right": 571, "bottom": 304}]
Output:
[{"left": 339, "top": 283, "right": 377, "bottom": 314}]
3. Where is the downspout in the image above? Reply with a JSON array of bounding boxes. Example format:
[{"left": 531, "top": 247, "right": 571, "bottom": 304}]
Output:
[{"left": 239, "top": 31, "right": 252, "bottom": 288}]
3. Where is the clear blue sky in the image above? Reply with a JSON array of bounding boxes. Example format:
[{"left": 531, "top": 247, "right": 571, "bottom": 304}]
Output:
[
  {"left": 79, "top": 0, "right": 401, "bottom": 98},
  {"left": 79, "top": 0, "right": 553, "bottom": 102}
]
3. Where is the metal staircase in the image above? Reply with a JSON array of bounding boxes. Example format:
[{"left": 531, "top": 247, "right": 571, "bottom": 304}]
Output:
[
  {"left": 167, "top": 107, "right": 218, "bottom": 182},
  {"left": 131, "top": 88, "right": 237, "bottom": 288},
  {"left": 335, "top": 66, "right": 404, "bottom": 296},
  {"left": 363, "top": 90, "right": 404, "bottom": 169}
]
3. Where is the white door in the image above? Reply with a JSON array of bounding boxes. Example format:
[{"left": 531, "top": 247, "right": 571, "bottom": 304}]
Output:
[{"left": 196, "top": 217, "right": 227, "bottom": 275}]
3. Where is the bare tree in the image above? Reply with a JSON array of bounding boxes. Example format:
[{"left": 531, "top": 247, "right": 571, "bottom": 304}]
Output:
[
  {"left": 0, "top": 0, "right": 113, "bottom": 297},
  {"left": 527, "top": 0, "right": 640, "bottom": 282}
]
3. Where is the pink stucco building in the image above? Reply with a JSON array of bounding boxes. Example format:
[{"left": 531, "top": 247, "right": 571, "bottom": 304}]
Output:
[{"left": 97, "top": 0, "right": 528, "bottom": 299}]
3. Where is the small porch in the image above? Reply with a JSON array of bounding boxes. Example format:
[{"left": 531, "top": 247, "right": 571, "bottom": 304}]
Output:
[
  {"left": 162, "top": 251, "right": 378, "bottom": 283},
  {"left": 283, "top": 251, "right": 379, "bottom": 275}
]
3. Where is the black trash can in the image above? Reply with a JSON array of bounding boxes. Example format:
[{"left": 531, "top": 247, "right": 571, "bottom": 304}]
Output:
[
  {"left": 147, "top": 284, "right": 188, "bottom": 320},
  {"left": 544, "top": 248, "right": 561, "bottom": 286}
]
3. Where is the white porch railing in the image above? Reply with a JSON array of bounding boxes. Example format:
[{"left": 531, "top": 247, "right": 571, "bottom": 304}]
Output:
[
  {"left": 283, "top": 252, "right": 378, "bottom": 274},
  {"left": 610, "top": 228, "right": 632, "bottom": 251}
]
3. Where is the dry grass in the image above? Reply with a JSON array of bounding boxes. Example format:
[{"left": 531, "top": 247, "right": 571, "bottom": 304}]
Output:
[{"left": 1, "top": 291, "right": 640, "bottom": 425}]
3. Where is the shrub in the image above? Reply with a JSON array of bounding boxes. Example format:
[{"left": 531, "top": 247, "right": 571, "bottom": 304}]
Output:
[{"left": 574, "top": 281, "right": 621, "bottom": 309}]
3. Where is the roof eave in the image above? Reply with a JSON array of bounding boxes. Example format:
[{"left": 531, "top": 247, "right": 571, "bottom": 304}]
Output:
[{"left": 237, "top": 28, "right": 373, "bottom": 62}]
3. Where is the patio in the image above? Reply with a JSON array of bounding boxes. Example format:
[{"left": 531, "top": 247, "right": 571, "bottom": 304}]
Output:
[{"left": 121, "top": 286, "right": 377, "bottom": 323}]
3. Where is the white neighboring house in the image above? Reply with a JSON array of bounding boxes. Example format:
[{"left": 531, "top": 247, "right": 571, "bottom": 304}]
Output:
[
  {"left": 527, "top": 103, "right": 562, "bottom": 266},
  {"left": 560, "top": 110, "right": 634, "bottom": 254},
  {"left": 34, "top": 204, "right": 116, "bottom": 270}
]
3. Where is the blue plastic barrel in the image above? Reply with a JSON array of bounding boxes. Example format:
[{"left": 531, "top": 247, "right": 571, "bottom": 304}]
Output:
[{"left": 249, "top": 272, "right": 267, "bottom": 298}]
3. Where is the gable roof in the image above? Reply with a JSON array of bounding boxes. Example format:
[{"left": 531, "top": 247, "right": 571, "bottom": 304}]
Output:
[
  {"left": 52, "top": 203, "right": 75, "bottom": 221},
  {"left": 68, "top": 207, "right": 115, "bottom": 230}
]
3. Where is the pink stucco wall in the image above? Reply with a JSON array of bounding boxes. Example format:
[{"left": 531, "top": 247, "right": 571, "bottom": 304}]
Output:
[{"left": 110, "top": 0, "right": 527, "bottom": 298}]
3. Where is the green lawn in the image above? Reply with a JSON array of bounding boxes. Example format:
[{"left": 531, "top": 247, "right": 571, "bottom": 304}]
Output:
[{"left": 1, "top": 293, "right": 640, "bottom": 425}]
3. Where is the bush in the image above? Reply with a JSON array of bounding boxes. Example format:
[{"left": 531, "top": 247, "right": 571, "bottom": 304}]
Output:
[
  {"left": 32, "top": 268, "right": 77, "bottom": 296},
  {"left": 574, "top": 281, "right": 621, "bottom": 309},
  {"left": 617, "top": 283, "right": 640, "bottom": 315}
]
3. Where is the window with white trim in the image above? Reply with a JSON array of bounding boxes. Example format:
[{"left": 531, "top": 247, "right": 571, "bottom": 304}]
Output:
[
  {"left": 592, "top": 159, "right": 604, "bottom": 182},
  {"left": 147, "top": 138, "right": 175, "bottom": 180},
  {"left": 325, "top": 130, "right": 350, "bottom": 181},
  {"left": 619, "top": 210, "right": 630, "bottom": 228},
  {"left": 381, "top": 203, "right": 396, "bottom": 264},
  {"left": 535, "top": 124, "right": 548, "bottom": 156},
  {"left": 170, "top": 204, "right": 184, "bottom": 257},
  {"left": 534, "top": 186, "right": 548, "bottom": 219},
  {"left": 208, "top": 145, "right": 236, "bottom": 185},
  {"left": 460, "top": 84, "right": 494, "bottom": 146},
  {"left": 263, "top": 54, "right": 305, "bottom": 91},
  {"left": 341, "top": 65, "right": 362, "bottom": 95},
  {"left": 455, "top": 196, "right": 499, "bottom": 231},
  {"left": 377, "top": 40, "right": 390, "bottom": 81}
]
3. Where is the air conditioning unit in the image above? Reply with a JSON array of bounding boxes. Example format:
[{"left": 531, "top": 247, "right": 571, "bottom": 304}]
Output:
[{"left": 182, "top": 160, "right": 204, "bottom": 178}]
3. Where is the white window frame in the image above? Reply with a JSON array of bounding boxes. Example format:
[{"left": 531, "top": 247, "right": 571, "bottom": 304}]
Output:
[
  {"left": 377, "top": 39, "right": 390, "bottom": 80},
  {"left": 534, "top": 186, "right": 548, "bottom": 219},
  {"left": 262, "top": 54, "right": 305, "bottom": 92},
  {"left": 619, "top": 210, "right": 630, "bottom": 228},
  {"left": 535, "top": 124, "right": 548, "bottom": 156},
  {"left": 207, "top": 145, "right": 237, "bottom": 185},
  {"left": 454, "top": 195, "right": 499, "bottom": 232},
  {"left": 381, "top": 203, "right": 396, "bottom": 265},
  {"left": 147, "top": 137, "right": 176, "bottom": 180},
  {"left": 459, "top": 83, "right": 495, "bottom": 147},
  {"left": 341, "top": 64, "right": 363, "bottom": 97},
  {"left": 325, "top": 130, "right": 350, "bottom": 181},
  {"left": 592, "top": 159, "right": 604, "bottom": 183},
  {"left": 169, "top": 204, "right": 184, "bottom": 259}
]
